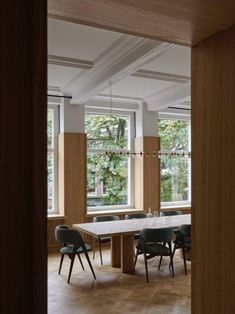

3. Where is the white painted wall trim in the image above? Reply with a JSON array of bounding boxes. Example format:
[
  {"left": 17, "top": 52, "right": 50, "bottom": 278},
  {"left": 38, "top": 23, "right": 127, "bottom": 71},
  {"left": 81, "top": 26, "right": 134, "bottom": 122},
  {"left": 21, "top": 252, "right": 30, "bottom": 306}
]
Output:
[
  {"left": 48, "top": 54, "right": 93, "bottom": 69},
  {"left": 146, "top": 81, "right": 191, "bottom": 111}
]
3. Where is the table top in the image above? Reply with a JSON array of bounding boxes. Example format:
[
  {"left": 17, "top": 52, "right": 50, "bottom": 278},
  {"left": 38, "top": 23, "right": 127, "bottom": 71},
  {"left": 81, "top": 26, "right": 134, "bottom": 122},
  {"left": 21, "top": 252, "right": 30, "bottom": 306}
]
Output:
[{"left": 73, "top": 214, "right": 191, "bottom": 237}]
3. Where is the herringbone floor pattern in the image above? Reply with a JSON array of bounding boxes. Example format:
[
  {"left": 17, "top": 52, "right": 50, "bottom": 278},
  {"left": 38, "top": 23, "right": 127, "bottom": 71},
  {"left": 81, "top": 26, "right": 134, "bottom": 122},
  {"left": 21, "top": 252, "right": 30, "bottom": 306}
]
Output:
[{"left": 48, "top": 247, "right": 191, "bottom": 314}]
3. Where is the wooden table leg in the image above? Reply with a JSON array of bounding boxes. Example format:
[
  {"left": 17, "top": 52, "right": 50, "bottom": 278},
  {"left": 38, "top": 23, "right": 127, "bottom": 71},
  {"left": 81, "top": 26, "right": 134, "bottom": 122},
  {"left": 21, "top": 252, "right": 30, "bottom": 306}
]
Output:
[
  {"left": 121, "top": 234, "right": 134, "bottom": 274},
  {"left": 111, "top": 236, "right": 121, "bottom": 267}
]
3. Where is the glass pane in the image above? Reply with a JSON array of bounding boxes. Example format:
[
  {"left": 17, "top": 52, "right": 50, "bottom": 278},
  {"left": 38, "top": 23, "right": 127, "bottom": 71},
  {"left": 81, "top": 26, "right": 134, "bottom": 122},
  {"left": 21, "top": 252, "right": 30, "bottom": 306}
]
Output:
[
  {"left": 87, "top": 152, "right": 128, "bottom": 207},
  {"left": 159, "top": 119, "right": 190, "bottom": 204},
  {"left": 160, "top": 156, "right": 189, "bottom": 202},
  {"left": 159, "top": 120, "right": 189, "bottom": 151},
  {"left": 47, "top": 152, "right": 54, "bottom": 211},
  {"left": 47, "top": 109, "right": 54, "bottom": 149},
  {"left": 85, "top": 113, "right": 129, "bottom": 150}
]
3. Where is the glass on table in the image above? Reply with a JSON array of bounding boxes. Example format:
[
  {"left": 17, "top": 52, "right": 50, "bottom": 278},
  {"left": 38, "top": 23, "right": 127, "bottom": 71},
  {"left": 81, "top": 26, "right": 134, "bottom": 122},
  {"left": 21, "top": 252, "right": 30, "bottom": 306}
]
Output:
[
  {"left": 147, "top": 207, "right": 153, "bottom": 218},
  {"left": 153, "top": 210, "right": 159, "bottom": 218}
]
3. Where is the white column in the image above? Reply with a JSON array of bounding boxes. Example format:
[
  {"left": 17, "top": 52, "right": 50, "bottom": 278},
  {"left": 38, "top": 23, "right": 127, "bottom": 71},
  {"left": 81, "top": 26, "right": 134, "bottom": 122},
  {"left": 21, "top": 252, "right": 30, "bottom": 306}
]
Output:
[
  {"left": 136, "top": 103, "right": 159, "bottom": 137},
  {"left": 60, "top": 98, "right": 85, "bottom": 133}
]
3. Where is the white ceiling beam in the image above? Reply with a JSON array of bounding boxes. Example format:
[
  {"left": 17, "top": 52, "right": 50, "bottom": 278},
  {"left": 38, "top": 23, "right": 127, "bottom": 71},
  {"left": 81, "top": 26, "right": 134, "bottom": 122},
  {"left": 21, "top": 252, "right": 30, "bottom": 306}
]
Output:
[
  {"left": 146, "top": 81, "right": 191, "bottom": 111},
  {"left": 131, "top": 69, "right": 190, "bottom": 83},
  {"left": 48, "top": 56, "right": 190, "bottom": 84},
  {"left": 85, "top": 96, "right": 140, "bottom": 112},
  {"left": 93, "top": 93, "right": 142, "bottom": 105},
  {"left": 67, "top": 34, "right": 175, "bottom": 104},
  {"left": 159, "top": 110, "right": 191, "bottom": 120},
  {"left": 48, "top": 55, "right": 93, "bottom": 69}
]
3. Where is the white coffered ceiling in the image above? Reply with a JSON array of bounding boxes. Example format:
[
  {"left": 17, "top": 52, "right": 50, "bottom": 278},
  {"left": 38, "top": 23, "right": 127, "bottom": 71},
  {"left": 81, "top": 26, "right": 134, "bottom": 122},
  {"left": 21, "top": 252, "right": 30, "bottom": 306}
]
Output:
[{"left": 48, "top": 18, "right": 191, "bottom": 114}]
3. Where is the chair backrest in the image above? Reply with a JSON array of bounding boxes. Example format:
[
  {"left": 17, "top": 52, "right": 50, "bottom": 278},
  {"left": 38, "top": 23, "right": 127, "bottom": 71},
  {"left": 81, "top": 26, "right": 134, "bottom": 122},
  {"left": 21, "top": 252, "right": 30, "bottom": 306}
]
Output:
[
  {"left": 125, "top": 213, "right": 147, "bottom": 219},
  {"left": 160, "top": 210, "right": 183, "bottom": 216},
  {"left": 55, "top": 225, "right": 85, "bottom": 251},
  {"left": 139, "top": 227, "right": 174, "bottom": 246},
  {"left": 93, "top": 215, "right": 120, "bottom": 222},
  {"left": 176, "top": 224, "right": 191, "bottom": 242}
]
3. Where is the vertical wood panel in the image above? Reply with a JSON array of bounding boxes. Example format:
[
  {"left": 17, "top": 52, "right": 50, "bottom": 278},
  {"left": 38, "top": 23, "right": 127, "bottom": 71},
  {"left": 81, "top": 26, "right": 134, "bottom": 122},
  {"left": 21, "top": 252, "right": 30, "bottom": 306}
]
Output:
[
  {"left": 0, "top": 1, "right": 47, "bottom": 313},
  {"left": 58, "top": 133, "right": 87, "bottom": 227},
  {"left": 143, "top": 137, "right": 160, "bottom": 210},
  {"left": 135, "top": 137, "right": 160, "bottom": 210},
  {"left": 58, "top": 134, "right": 65, "bottom": 215},
  {"left": 134, "top": 137, "right": 144, "bottom": 209},
  {"left": 192, "top": 24, "right": 235, "bottom": 314}
]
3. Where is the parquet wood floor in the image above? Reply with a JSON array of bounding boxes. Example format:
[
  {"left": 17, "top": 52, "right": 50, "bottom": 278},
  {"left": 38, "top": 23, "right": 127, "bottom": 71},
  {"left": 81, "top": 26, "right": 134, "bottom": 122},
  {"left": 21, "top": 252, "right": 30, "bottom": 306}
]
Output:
[{"left": 48, "top": 247, "right": 191, "bottom": 314}]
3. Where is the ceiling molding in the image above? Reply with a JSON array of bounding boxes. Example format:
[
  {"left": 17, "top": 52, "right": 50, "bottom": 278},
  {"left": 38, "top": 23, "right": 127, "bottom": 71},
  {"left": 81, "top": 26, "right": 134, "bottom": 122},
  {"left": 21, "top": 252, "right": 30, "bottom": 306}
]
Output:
[
  {"left": 146, "top": 81, "right": 191, "bottom": 111},
  {"left": 132, "top": 69, "right": 190, "bottom": 83},
  {"left": 159, "top": 110, "right": 190, "bottom": 120},
  {"left": 67, "top": 34, "right": 175, "bottom": 104},
  {"left": 85, "top": 96, "right": 140, "bottom": 112},
  {"left": 47, "top": 85, "right": 61, "bottom": 92},
  {"left": 95, "top": 93, "right": 142, "bottom": 104},
  {"left": 48, "top": 54, "right": 93, "bottom": 69}
]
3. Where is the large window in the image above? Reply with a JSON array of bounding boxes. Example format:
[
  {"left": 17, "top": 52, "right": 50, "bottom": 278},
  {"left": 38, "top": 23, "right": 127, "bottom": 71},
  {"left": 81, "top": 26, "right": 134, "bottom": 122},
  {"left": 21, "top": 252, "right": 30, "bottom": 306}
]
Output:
[
  {"left": 85, "top": 111, "right": 133, "bottom": 211},
  {"left": 47, "top": 105, "right": 59, "bottom": 213},
  {"left": 159, "top": 119, "right": 191, "bottom": 207}
]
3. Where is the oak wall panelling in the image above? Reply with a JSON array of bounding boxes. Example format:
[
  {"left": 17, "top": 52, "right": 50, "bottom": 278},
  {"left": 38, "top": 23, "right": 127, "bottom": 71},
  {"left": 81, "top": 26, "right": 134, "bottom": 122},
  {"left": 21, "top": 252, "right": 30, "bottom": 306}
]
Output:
[
  {"left": 58, "top": 133, "right": 87, "bottom": 227},
  {"left": 192, "top": 24, "right": 235, "bottom": 314},
  {"left": 134, "top": 136, "right": 160, "bottom": 211}
]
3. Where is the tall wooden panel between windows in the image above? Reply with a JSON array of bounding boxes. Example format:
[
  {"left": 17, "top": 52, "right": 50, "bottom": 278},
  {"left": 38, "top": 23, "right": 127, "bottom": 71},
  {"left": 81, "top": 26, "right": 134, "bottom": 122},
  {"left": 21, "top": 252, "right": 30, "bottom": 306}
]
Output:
[
  {"left": 134, "top": 137, "right": 160, "bottom": 211},
  {"left": 58, "top": 133, "right": 87, "bottom": 226},
  {"left": 192, "top": 24, "right": 235, "bottom": 314}
]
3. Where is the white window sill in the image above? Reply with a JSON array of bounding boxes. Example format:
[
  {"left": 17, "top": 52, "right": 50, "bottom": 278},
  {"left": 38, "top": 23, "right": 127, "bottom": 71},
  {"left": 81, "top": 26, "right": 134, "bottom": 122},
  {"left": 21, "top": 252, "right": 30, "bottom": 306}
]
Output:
[
  {"left": 86, "top": 208, "right": 144, "bottom": 217},
  {"left": 47, "top": 214, "right": 65, "bottom": 220},
  {"left": 161, "top": 204, "right": 191, "bottom": 210}
]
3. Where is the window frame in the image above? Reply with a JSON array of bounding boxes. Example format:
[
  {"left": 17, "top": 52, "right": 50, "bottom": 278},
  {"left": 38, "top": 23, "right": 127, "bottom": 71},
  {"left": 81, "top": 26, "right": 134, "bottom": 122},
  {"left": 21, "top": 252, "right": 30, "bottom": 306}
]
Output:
[
  {"left": 85, "top": 108, "right": 135, "bottom": 212},
  {"left": 47, "top": 104, "right": 59, "bottom": 214},
  {"left": 158, "top": 114, "right": 191, "bottom": 208}
]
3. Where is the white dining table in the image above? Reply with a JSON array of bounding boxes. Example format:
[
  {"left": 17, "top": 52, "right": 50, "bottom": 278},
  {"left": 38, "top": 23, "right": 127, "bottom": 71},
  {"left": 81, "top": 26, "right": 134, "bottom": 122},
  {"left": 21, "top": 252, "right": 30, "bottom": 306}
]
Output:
[{"left": 73, "top": 214, "right": 191, "bottom": 274}]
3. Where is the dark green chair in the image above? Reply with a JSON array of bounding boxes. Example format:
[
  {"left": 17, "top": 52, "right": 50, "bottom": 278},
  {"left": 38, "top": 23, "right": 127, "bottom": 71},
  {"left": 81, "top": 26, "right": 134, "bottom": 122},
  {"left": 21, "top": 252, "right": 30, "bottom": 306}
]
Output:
[
  {"left": 93, "top": 215, "right": 120, "bottom": 265},
  {"left": 160, "top": 210, "right": 183, "bottom": 216},
  {"left": 133, "top": 227, "right": 175, "bottom": 282},
  {"left": 55, "top": 225, "right": 96, "bottom": 283},
  {"left": 125, "top": 213, "right": 147, "bottom": 240},
  {"left": 125, "top": 213, "right": 147, "bottom": 219},
  {"left": 172, "top": 224, "right": 191, "bottom": 275}
]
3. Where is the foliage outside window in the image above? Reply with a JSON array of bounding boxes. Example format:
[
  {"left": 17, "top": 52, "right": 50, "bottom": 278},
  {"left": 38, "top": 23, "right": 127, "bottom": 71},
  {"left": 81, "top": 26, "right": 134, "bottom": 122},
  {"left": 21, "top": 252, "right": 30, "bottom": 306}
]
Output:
[
  {"left": 85, "top": 112, "right": 132, "bottom": 209},
  {"left": 159, "top": 119, "right": 191, "bottom": 206},
  {"left": 47, "top": 106, "right": 58, "bottom": 213}
]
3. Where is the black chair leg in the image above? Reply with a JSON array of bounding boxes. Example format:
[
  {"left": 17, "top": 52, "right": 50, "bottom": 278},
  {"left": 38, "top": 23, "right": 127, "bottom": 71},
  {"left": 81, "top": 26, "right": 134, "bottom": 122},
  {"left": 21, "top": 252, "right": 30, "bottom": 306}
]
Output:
[
  {"left": 144, "top": 253, "right": 149, "bottom": 283},
  {"left": 93, "top": 237, "right": 96, "bottom": 260},
  {"left": 98, "top": 239, "right": 103, "bottom": 265},
  {"left": 182, "top": 246, "right": 187, "bottom": 275},
  {"left": 158, "top": 256, "right": 163, "bottom": 270},
  {"left": 172, "top": 243, "right": 177, "bottom": 257},
  {"left": 169, "top": 243, "right": 177, "bottom": 268},
  {"left": 68, "top": 255, "right": 75, "bottom": 283},
  {"left": 58, "top": 253, "right": 64, "bottom": 274},
  {"left": 77, "top": 254, "right": 85, "bottom": 270},
  {"left": 84, "top": 250, "right": 96, "bottom": 280},
  {"left": 169, "top": 242, "right": 174, "bottom": 278},
  {"left": 133, "top": 248, "right": 139, "bottom": 271}
]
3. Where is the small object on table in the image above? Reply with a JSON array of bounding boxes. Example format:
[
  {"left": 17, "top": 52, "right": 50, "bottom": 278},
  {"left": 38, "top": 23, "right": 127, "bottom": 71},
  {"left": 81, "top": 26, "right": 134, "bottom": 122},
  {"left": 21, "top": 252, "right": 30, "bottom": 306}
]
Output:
[{"left": 147, "top": 207, "right": 153, "bottom": 218}]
